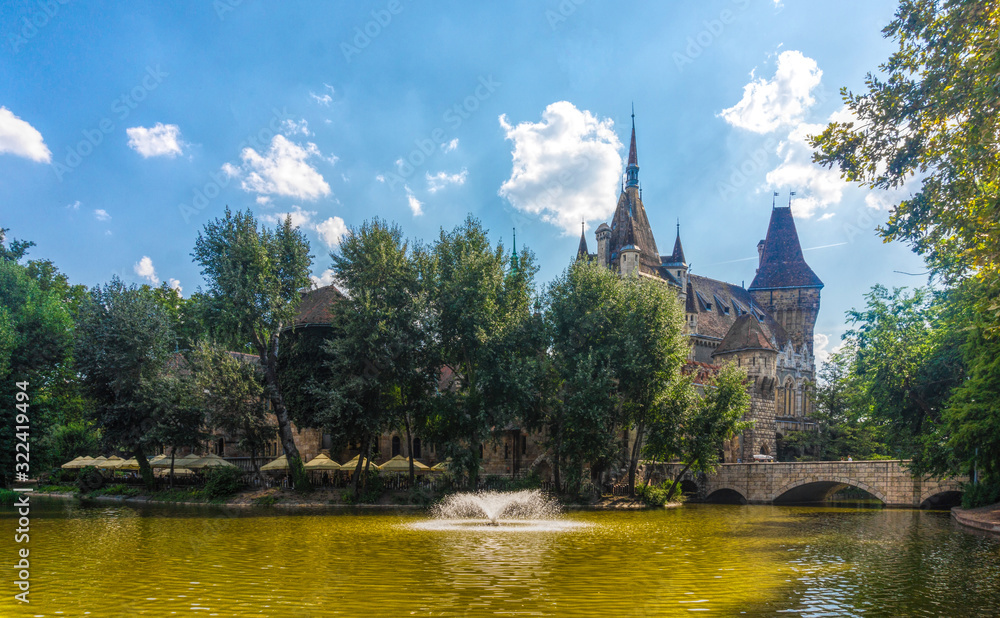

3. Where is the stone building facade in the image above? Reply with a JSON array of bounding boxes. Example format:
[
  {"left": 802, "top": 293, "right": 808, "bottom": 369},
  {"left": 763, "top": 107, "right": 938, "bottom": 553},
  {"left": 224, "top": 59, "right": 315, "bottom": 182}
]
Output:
[{"left": 576, "top": 114, "right": 822, "bottom": 460}]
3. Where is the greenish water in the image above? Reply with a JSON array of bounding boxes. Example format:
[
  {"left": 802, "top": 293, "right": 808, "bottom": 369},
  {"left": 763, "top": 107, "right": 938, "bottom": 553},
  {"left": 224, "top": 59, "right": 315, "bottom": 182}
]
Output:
[{"left": 2, "top": 500, "right": 999, "bottom": 617}]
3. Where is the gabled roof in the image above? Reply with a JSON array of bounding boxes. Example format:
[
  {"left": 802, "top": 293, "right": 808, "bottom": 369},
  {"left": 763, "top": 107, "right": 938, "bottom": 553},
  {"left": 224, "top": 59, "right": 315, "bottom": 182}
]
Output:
[
  {"left": 712, "top": 314, "right": 777, "bottom": 357},
  {"left": 749, "top": 207, "right": 823, "bottom": 290}
]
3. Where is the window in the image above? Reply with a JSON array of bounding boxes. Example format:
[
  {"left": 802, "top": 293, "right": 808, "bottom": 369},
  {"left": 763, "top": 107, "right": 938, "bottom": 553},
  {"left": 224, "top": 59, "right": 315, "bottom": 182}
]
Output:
[
  {"left": 391, "top": 436, "right": 401, "bottom": 457},
  {"left": 413, "top": 438, "right": 421, "bottom": 459}
]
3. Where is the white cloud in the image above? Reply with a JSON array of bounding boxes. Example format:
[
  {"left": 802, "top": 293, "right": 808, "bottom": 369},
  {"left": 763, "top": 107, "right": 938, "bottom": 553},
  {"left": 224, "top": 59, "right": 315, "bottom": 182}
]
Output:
[
  {"left": 134, "top": 256, "right": 159, "bottom": 285},
  {"left": 311, "top": 268, "right": 337, "bottom": 289},
  {"left": 0, "top": 107, "right": 51, "bottom": 163},
  {"left": 442, "top": 138, "right": 459, "bottom": 152},
  {"left": 281, "top": 118, "right": 311, "bottom": 136},
  {"left": 94, "top": 209, "right": 111, "bottom": 221},
  {"left": 765, "top": 121, "right": 847, "bottom": 218},
  {"left": 315, "top": 216, "right": 348, "bottom": 248},
  {"left": 498, "top": 101, "right": 623, "bottom": 235},
  {"left": 310, "top": 85, "right": 335, "bottom": 106},
  {"left": 168, "top": 278, "right": 183, "bottom": 295},
  {"left": 426, "top": 169, "right": 468, "bottom": 193},
  {"left": 404, "top": 185, "right": 424, "bottom": 216},
  {"left": 375, "top": 174, "right": 386, "bottom": 183},
  {"left": 719, "top": 50, "right": 822, "bottom": 133},
  {"left": 814, "top": 332, "right": 845, "bottom": 369},
  {"left": 67, "top": 200, "right": 80, "bottom": 211},
  {"left": 126, "top": 123, "right": 184, "bottom": 158},
  {"left": 256, "top": 196, "right": 272, "bottom": 206},
  {"left": 818, "top": 212, "right": 835, "bottom": 221},
  {"left": 261, "top": 206, "right": 347, "bottom": 248},
  {"left": 260, "top": 205, "right": 316, "bottom": 230},
  {"left": 224, "top": 135, "right": 331, "bottom": 201}
]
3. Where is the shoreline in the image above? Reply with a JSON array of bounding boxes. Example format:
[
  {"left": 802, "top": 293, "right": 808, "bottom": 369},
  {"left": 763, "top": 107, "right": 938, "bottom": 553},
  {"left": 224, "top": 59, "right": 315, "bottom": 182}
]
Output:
[{"left": 951, "top": 504, "right": 1000, "bottom": 535}]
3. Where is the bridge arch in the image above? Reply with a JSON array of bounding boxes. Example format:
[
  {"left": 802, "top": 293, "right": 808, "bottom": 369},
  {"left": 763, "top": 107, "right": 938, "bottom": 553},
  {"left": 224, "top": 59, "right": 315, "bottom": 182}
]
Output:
[
  {"left": 705, "top": 488, "right": 747, "bottom": 504},
  {"left": 772, "top": 478, "right": 887, "bottom": 505},
  {"left": 919, "top": 480, "right": 964, "bottom": 509}
]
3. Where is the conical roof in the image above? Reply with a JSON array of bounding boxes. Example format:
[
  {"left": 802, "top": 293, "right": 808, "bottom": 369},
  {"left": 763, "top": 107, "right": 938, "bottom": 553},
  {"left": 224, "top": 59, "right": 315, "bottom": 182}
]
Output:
[
  {"left": 712, "top": 314, "right": 776, "bottom": 357},
  {"left": 577, "top": 224, "right": 589, "bottom": 259},
  {"left": 749, "top": 207, "right": 823, "bottom": 290}
]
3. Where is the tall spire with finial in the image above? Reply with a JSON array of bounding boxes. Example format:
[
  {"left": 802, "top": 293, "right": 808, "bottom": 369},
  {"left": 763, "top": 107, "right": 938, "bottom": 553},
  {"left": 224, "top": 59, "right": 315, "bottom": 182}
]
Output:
[
  {"left": 626, "top": 104, "right": 639, "bottom": 188},
  {"left": 511, "top": 228, "right": 519, "bottom": 271},
  {"left": 576, "top": 220, "right": 589, "bottom": 260}
]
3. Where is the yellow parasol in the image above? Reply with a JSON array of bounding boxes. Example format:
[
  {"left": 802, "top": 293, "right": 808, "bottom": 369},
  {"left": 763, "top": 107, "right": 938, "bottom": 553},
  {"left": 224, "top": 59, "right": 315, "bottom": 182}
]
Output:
[
  {"left": 378, "top": 454, "right": 430, "bottom": 473},
  {"left": 340, "top": 456, "right": 374, "bottom": 474},
  {"left": 260, "top": 454, "right": 289, "bottom": 471},
  {"left": 60, "top": 456, "right": 87, "bottom": 469},
  {"left": 430, "top": 458, "right": 451, "bottom": 472},
  {"left": 97, "top": 456, "right": 124, "bottom": 469},
  {"left": 186, "top": 453, "right": 238, "bottom": 470},
  {"left": 304, "top": 454, "right": 341, "bottom": 471}
]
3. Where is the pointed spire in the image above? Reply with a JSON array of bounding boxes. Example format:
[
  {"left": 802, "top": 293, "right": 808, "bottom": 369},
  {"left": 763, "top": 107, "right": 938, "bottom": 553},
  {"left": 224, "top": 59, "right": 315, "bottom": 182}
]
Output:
[
  {"left": 511, "top": 228, "right": 519, "bottom": 271},
  {"left": 749, "top": 205, "right": 823, "bottom": 291},
  {"left": 670, "top": 219, "right": 686, "bottom": 265},
  {"left": 576, "top": 221, "right": 589, "bottom": 260},
  {"left": 626, "top": 105, "right": 639, "bottom": 187}
]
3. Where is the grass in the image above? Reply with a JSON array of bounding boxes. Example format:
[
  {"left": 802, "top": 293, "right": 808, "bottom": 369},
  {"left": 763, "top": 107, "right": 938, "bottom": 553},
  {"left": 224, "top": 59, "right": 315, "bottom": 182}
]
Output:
[
  {"left": 85, "top": 484, "right": 142, "bottom": 499},
  {"left": 147, "top": 487, "right": 207, "bottom": 503},
  {"left": 253, "top": 495, "right": 280, "bottom": 507}
]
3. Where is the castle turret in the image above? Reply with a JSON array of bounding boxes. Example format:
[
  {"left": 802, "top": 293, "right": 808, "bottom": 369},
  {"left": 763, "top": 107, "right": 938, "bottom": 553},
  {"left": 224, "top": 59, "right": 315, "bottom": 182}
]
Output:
[
  {"left": 596, "top": 222, "right": 611, "bottom": 267},
  {"left": 619, "top": 216, "right": 641, "bottom": 277},
  {"left": 713, "top": 314, "right": 778, "bottom": 461},
  {"left": 748, "top": 206, "right": 823, "bottom": 360},
  {"left": 661, "top": 221, "right": 689, "bottom": 301},
  {"left": 576, "top": 222, "right": 589, "bottom": 261}
]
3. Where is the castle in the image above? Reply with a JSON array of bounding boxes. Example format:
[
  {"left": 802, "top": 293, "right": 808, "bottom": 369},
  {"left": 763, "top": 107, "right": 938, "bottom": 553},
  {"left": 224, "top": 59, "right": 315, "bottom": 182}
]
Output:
[{"left": 575, "top": 114, "right": 822, "bottom": 462}]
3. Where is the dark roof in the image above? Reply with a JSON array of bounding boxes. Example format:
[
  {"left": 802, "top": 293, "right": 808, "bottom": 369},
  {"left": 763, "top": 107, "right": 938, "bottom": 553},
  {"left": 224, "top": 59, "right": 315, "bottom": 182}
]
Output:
[
  {"left": 608, "top": 189, "right": 661, "bottom": 273},
  {"left": 749, "top": 207, "right": 823, "bottom": 290},
  {"left": 686, "top": 274, "right": 789, "bottom": 348},
  {"left": 293, "top": 284, "right": 344, "bottom": 326},
  {"left": 712, "top": 314, "right": 777, "bottom": 357},
  {"left": 682, "top": 360, "right": 720, "bottom": 385},
  {"left": 577, "top": 226, "right": 589, "bottom": 259}
]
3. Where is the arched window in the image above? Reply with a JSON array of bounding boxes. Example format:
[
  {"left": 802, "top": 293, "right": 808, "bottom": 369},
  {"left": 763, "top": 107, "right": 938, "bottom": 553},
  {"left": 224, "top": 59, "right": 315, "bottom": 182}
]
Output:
[
  {"left": 412, "top": 438, "right": 421, "bottom": 459},
  {"left": 783, "top": 379, "right": 795, "bottom": 416},
  {"left": 391, "top": 436, "right": 401, "bottom": 457}
]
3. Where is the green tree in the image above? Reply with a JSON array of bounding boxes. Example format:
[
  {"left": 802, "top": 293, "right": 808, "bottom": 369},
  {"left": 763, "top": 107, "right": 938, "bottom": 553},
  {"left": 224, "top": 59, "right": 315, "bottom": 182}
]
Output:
[
  {"left": 0, "top": 256, "right": 74, "bottom": 485},
  {"left": 421, "top": 216, "right": 538, "bottom": 489},
  {"left": 146, "top": 372, "right": 208, "bottom": 486},
  {"left": 811, "top": 0, "right": 1000, "bottom": 283},
  {"left": 665, "top": 363, "right": 752, "bottom": 500},
  {"left": 75, "top": 278, "right": 175, "bottom": 489},
  {"left": 191, "top": 342, "right": 275, "bottom": 474},
  {"left": 192, "top": 208, "right": 313, "bottom": 489}
]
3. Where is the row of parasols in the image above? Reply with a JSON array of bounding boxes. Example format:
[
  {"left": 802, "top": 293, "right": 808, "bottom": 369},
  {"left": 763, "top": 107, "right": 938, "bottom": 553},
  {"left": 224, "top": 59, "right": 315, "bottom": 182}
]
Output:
[{"left": 60, "top": 453, "right": 450, "bottom": 476}]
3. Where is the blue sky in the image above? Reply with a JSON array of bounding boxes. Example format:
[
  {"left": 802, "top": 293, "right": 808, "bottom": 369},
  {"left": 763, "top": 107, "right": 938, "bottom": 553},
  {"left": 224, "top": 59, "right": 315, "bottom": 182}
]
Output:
[{"left": 0, "top": 0, "right": 926, "bottom": 363}]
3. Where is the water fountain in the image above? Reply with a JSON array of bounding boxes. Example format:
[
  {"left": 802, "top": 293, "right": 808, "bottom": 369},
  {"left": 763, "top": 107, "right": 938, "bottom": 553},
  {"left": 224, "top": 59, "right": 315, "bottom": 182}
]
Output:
[{"left": 413, "top": 489, "right": 584, "bottom": 532}]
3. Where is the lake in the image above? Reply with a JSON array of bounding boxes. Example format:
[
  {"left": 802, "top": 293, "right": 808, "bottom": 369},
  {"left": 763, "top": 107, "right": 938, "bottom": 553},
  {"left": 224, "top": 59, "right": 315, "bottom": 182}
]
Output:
[{"left": 2, "top": 499, "right": 998, "bottom": 616}]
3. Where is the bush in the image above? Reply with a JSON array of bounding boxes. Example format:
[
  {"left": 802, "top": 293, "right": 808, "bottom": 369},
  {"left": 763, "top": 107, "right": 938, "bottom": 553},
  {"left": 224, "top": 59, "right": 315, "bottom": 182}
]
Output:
[
  {"left": 253, "top": 494, "right": 279, "bottom": 507},
  {"left": 0, "top": 488, "right": 15, "bottom": 506},
  {"left": 203, "top": 467, "right": 245, "bottom": 499},
  {"left": 962, "top": 480, "right": 1000, "bottom": 509},
  {"left": 76, "top": 466, "right": 103, "bottom": 492},
  {"left": 341, "top": 469, "right": 385, "bottom": 504},
  {"left": 89, "top": 484, "right": 140, "bottom": 498},
  {"left": 634, "top": 482, "right": 669, "bottom": 506}
]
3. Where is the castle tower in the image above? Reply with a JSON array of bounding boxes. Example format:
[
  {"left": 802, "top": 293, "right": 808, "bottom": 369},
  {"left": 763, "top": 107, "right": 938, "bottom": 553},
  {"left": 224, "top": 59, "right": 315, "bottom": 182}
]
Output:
[
  {"left": 712, "top": 314, "right": 778, "bottom": 461},
  {"left": 748, "top": 206, "right": 823, "bottom": 360},
  {"left": 595, "top": 223, "right": 611, "bottom": 267},
  {"left": 607, "top": 111, "right": 660, "bottom": 274},
  {"left": 619, "top": 216, "right": 641, "bottom": 277}
]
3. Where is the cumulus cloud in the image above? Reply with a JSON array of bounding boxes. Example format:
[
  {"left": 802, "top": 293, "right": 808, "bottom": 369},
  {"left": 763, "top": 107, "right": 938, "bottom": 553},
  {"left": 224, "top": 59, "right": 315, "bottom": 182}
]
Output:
[
  {"left": 126, "top": 123, "right": 184, "bottom": 158},
  {"left": 0, "top": 107, "right": 51, "bottom": 163},
  {"left": 442, "top": 138, "right": 459, "bottom": 152},
  {"left": 765, "top": 121, "right": 847, "bottom": 218},
  {"left": 404, "top": 185, "right": 424, "bottom": 216},
  {"left": 315, "top": 216, "right": 348, "bottom": 248},
  {"left": 814, "top": 332, "right": 845, "bottom": 369},
  {"left": 498, "top": 101, "right": 623, "bottom": 235},
  {"left": 67, "top": 200, "right": 80, "bottom": 210},
  {"left": 134, "top": 256, "right": 159, "bottom": 284},
  {"left": 311, "top": 268, "right": 337, "bottom": 289},
  {"left": 224, "top": 135, "right": 331, "bottom": 201},
  {"left": 426, "top": 169, "right": 468, "bottom": 193},
  {"left": 719, "top": 50, "right": 823, "bottom": 133},
  {"left": 261, "top": 206, "right": 347, "bottom": 248},
  {"left": 168, "top": 278, "right": 183, "bottom": 295},
  {"left": 94, "top": 209, "right": 111, "bottom": 221}
]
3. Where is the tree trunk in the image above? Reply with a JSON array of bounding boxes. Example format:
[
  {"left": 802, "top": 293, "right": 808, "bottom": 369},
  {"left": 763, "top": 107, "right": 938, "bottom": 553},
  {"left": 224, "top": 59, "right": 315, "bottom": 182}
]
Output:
[
  {"left": 134, "top": 446, "right": 155, "bottom": 491},
  {"left": 404, "top": 413, "right": 415, "bottom": 487},
  {"left": 262, "top": 344, "right": 308, "bottom": 491},
  {"left": 352, "top": 434, "right": 368, "bottom": 497},
  {"left": 552, "top": 429, "right": 562, "bottom": 495},
  {"left": 665, "top": 461, "right": 694, "bottom": 502},
  {"left": 643, "top": 458, "right": 657, "bottom": 486},
  {"left": 169, "top": 447, "right": 176, "bottom": 488},
  {"left": 627, "top": 421, "right": 645, "bottom": 496}
]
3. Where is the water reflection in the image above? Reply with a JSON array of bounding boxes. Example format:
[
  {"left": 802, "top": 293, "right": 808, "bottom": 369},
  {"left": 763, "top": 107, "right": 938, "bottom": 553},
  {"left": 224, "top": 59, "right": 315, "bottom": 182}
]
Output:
[{"left": 0, "top": 500, "right": 997, "bottom": 617}]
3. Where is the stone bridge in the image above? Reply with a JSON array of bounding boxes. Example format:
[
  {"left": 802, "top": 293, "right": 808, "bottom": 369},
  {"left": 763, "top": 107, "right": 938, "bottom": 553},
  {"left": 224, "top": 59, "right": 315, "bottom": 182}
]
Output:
[{"left": 658, "top": 460, "right": 965, "bottom": 508}]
